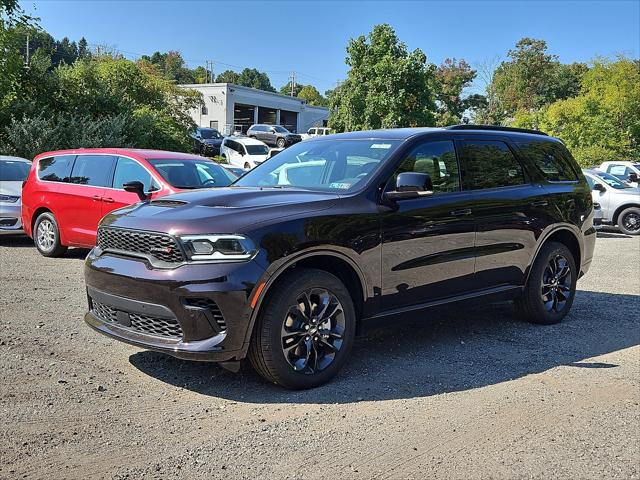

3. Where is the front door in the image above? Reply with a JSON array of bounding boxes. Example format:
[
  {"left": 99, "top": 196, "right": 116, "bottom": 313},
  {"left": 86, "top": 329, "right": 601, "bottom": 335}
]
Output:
[
  {"left": 381, "top": 139, "right": 476, "bottom": 311},
  {"left": 106, "top": 156, "right": 160, "bottom": 215}
]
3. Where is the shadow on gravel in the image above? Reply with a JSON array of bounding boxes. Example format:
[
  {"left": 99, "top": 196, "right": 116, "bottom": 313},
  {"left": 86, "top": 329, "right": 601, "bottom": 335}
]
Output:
[
  {"left": 129, "top": 289, "right": 640, "bottom": 404},
  {"left": 0, "top": 235, "right": 89, "bottom": 259}
]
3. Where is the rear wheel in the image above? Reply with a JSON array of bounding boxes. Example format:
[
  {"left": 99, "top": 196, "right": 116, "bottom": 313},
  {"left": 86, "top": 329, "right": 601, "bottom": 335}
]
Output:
[
  {"left": 248, "top": 268, "right": 356, "bottom": 389},
  {"left": 618, "top": 207, "right": 640, "bottom": 235},
  {"left": 34, "top": 212, "right": 67, "bottom": 257},
  {"left": 515, "top": 241, "right": 576, "bottom": 325},
  {"left": 276, "top": 137, "right": 286, "bottom": 148}
]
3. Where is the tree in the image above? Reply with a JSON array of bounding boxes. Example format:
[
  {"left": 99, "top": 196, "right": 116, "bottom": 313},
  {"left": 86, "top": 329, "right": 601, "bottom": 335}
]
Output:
[
  {"left": 236, "top": 68, "right": 276, "bottom": 92},
  {"left": 140, "top": 50, "right": 196, "bottom": 84},
  {"left": 279, "top": 81, "right": 304, "bottom": 97},
  {"left": 77, "top": 37, "right": 89, "bottom": 59},
  {"left": 525, "top": 57, "right": 640, "bottom": 166},
  {"left": 297, "top": 85, "right": 327, "bottom": 106},
  {"left": 434, "top": 58, "right": 476, "bottom": 125},
  {"left": 329, "top": 24, "right": 437, "bottom": 132},
  {"left": 215, "top": 69, "right": 239, "bottom": 83}
]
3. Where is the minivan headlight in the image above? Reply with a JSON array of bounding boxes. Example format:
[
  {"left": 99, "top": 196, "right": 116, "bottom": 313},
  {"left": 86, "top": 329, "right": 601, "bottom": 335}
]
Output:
[{"left": 179, "top": 234, "right": 257, "bottom": 262}]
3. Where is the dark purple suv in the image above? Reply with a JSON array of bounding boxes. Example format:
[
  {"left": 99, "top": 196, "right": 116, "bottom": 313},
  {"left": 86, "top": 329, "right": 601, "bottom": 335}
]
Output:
[{"left": 84, "top": 125, "right": 596, "bottom": 389}]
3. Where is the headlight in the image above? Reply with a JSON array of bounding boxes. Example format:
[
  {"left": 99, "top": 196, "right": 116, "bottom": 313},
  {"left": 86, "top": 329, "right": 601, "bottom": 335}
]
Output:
[
  {"left": 179, "top": 234, "right": 257, "bottom": 262},
  {"left": 0, "top": 194, "right": 20, "bottom": 203}
]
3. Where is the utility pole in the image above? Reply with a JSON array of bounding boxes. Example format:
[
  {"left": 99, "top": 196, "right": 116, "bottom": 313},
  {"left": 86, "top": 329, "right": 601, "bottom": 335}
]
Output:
[
  {"left": 290, "top": 71, "right": 296, "bottom": 97},
  {"left": 24, "top": 33, "right": 30, "bottom": 68},
  {"left": 209, "top": 60, "right": 214, "bottom": 83}
]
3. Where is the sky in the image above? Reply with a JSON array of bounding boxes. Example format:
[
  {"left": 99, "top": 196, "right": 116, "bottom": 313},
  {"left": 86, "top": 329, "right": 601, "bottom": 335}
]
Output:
[{"left": 23, "top": 0, "right": 640, "bottom": 94}]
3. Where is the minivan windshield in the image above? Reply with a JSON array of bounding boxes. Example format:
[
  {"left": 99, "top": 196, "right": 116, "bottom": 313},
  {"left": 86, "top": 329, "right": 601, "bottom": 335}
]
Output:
[
  {"left": 0, "top": 160, "right": 30, "bottom": 181},
  {"left": 199, "top": 129, "right": 222, "bottom": 139},
  {"left": 148, "top": 159, "right": 236, "bottom": 189},
  {"left": 594, "top": 171, "right": 632, "bottom": 189},
  {"left": 246, "top": 144, "right": 270, "bottom": 155},
  {"left": 234, "top": 139, "right": 402, "bottom": 192}
]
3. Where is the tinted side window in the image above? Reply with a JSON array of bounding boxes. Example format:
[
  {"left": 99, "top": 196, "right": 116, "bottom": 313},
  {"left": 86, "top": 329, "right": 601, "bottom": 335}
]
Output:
[
  {"left": 69, "top": 155, "right": 116, "bottom": 187},
  {"left": 459, "top": 141, "right": 524, "bottom": 190},
  {"left": 393, "top": 140, "right": 460, "bottom": 194},
  {"left": 585, "top": 175, "right": 596, "bottom": 189},
  {"left": 113, "top": 157, "right": 152, "bottom": 191},
  {"left": 516, "top": 141, "right": 578, "bottom": 181},
  {"left": 38, "top": 155, "right": 75, "bottom": 182}
]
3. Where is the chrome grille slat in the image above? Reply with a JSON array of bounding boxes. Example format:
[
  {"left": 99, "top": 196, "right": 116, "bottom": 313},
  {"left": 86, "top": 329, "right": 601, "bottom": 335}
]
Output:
[{"left": 97, "top": 227, "right": 183, "bottom": 263}]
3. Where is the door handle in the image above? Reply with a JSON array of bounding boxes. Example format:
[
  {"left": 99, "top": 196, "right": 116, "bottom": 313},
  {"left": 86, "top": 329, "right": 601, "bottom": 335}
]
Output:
[
  {"left": 92, "top": 195, "right": 101, "bottom": 201},
  {"left": 450, "top": 208, "right": 472, "bottom": 217},
  {"left": 102, "top": 197, "right": 114, "bottom": 203},
  {"left": 531, "top": 200, "right": 549, "bottom": 207}
]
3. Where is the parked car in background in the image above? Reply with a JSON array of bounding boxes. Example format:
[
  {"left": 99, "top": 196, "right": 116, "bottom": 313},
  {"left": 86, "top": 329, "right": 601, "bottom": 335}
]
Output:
[
  {"left": 220, "top": 136, "right": 270, "bottom": 169},
  {"left": 267, "top": 148, "right": 284, "bottom": 159},
  {"left": 596, "top": 161, "right": 640, "bottom": 187},
  {"left": 300, "top": 127, "right": 333, "bottom": 140},
  {"left": 0, "top": 156, "right": 31, "bottom": 235},
  {"left": 247, "top": 124, "right": 302, "bottom": 148},
  {"left": 83, "top": 125, "right": 595, "bottom": 389},
  {"left": 582, "top": 169, "right": 640, "bottom": 235},
  {"left": 22, "top": 149, "right": 236, "bottom": 257},
  {"left": 191, "top": 127, "right": 224, "bottom": 156}
]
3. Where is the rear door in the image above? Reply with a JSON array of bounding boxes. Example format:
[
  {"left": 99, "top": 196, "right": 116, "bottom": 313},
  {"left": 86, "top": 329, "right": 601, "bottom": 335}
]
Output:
[
  {"left": 456, "top": 138, "right": 543, "bottom": 289},
  {"left": 61, "top": 154, "right": 116, "bottom": 246},
  {"left": 105, "top": 156, "right": 160, "bottom": 213}
]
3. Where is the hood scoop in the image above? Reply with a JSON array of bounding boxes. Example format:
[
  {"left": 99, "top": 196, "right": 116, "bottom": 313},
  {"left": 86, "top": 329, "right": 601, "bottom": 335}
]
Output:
[{"left": 149, "top": 199, "right": 189, "bottom": 207}]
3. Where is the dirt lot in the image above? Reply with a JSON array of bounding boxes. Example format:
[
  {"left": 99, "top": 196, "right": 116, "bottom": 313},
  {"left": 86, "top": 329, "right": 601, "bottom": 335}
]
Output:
[{"left": 0, "top": 232, "right": 638, "bottom": 479}]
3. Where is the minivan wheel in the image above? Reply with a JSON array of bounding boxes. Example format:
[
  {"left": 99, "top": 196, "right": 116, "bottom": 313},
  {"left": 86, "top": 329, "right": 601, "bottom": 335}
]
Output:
[
  {"left": 515, "top": 241, "right": 576, "bottom": 325},
  {"left": 244, "top": 162, "right": 251, "bottom": 170},
  {"left": 618, "top": 207, "right": 640, "bottom": 235},
  {"left": 34, "top": 212, "right": 67, "bottom": 257},
  {"left": 276, "top": 138, "right": 286, "bottom": 148},
  {"left": 248, "top": 268, "right": 356, "bottom": 389}
]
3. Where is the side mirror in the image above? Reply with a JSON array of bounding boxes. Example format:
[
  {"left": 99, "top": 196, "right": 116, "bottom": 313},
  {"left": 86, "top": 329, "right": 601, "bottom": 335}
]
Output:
[
  {"left": 123, "top": 181, "right": 149, "bottom": 202},
  {"left": 386, "top": 172, "right": 433, "bottom": 200},
  {"left": 593, "top": 183, "right": 606, "bottom": 192},
  {"left": 628, "top": 172, "right": 639, "bottom": 183}
]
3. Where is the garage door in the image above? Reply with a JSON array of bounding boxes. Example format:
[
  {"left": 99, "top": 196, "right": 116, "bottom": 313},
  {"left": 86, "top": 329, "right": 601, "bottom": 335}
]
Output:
[{"left": 233, "top": 103, "right": 255, "bottom": 134}]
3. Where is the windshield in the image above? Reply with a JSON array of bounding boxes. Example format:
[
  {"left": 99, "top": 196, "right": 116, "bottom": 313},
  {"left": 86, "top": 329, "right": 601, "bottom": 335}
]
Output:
[
  {"left": 0, "top": 160, "right": 30, "bottom": 181},
  {"left": 274, "top": 126, "right": 289, "bottom": 133},
  {"left": 235, "top": 139, "right": 402, "bottom": 192},
  {"left": 148, "top": 159, "right": 236, "bottom": 189},
  {"left": 594, "top": 171, "right": 631, "bottom": 189},
  {"left": 199, "top": 129, "right": 222, "bottom": 139},
  {"left": 246, "top": 144, "right": 270, "bottom": 155}
]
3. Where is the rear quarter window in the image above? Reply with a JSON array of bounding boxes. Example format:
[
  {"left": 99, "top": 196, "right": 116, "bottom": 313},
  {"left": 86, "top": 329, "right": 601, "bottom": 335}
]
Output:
[
  {"left": 38, "top": 155, "right": 75, "bottom": 182},
  {"left": 516, "top": 141, "right": 578, "bottom": 181}
]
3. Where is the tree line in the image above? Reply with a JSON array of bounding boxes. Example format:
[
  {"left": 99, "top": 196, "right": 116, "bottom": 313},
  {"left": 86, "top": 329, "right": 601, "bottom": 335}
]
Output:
[{"left": 2, "top": 1, "right": 638, "bottom": 165}]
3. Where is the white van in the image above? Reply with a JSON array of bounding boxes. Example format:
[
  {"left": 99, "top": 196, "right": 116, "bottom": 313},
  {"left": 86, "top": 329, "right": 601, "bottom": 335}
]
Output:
[{"left": 220, "top": 136, "right": 270, "bottom": 169}]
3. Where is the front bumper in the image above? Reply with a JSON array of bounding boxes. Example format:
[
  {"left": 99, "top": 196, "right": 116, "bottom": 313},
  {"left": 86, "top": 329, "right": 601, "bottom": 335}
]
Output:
[
  {"left": 0, "top": 203, "right": 24, "bottom": 234},
  {"left": 84, "top": 250, "right": 267, "bottom": 362}
]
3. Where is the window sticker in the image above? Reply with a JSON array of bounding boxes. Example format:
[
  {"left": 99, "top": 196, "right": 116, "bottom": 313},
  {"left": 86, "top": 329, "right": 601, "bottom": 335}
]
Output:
[
  {"left": 371, "top": 143, "right": 392, "bottom": 149},
  {"left": 329, "top": 182, "right": 353, "bottom": 189}
]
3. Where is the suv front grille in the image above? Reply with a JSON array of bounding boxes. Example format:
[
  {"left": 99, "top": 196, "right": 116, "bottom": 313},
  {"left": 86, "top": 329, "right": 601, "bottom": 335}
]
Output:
[
  {"left": 97, "top": 227, "right": 184, "bottom": 263},
  {"left": 91, "top": 299, "right": 183, "bottom": 340}
]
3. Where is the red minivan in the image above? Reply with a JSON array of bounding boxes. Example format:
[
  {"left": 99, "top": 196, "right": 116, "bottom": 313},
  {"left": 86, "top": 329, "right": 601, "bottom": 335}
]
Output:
[{"left": 22, "top": 148, "right": 237, "bottom": 257}]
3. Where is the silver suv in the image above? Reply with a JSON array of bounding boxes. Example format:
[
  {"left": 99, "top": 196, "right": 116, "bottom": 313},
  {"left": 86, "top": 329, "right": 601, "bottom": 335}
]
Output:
[
  {"left": 247, "top": 124, "right": 302, "bottom": 148},
  {"left": 583, "top": 169, "right": 640, "bottom": 235}
]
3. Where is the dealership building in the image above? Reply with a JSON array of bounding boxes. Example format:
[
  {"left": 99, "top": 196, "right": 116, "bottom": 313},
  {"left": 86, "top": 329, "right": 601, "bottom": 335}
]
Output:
[{"left": 180, "top": 83, "right": 330, "bottom": 135}]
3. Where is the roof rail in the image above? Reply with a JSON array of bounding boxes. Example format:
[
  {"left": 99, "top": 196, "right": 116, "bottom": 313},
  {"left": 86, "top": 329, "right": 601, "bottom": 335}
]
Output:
[{"left": 445, "top": 124, "right": 548, "bottom": 136}]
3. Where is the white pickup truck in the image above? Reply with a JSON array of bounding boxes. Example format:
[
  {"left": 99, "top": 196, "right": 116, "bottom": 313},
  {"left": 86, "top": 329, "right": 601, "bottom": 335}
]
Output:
[
  {"left": 596, "top": 161, "right": 640, "bottom": 187},
  {"left": 300, "top": 127, "right": 333, "bottom": 141}
]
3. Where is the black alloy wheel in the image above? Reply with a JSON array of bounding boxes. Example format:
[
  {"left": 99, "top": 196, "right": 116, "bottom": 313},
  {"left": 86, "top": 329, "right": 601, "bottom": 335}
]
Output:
[
  {"left": 541, "top": 254, "right": 572, "bottom": 314},
  {"left": 618, "top": 207, "right": 640, "bottom": 235}
]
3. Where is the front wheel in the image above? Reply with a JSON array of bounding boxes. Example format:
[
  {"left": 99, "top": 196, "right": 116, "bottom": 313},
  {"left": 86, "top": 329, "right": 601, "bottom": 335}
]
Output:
[
  {"left": 248, "top": 268, "right": 356, "bottom": 389},
  {"left": 34, "top": 212, "right": 67, "bottom": 257},
  {"left": 515, "top": 241, "right": 576, "bottom": 325},
  {"left": 276, "top": 138, "right": 286, "bottom": 148},
  {"left": 618, "top": 207, "right": 640, "bottom": 235}
]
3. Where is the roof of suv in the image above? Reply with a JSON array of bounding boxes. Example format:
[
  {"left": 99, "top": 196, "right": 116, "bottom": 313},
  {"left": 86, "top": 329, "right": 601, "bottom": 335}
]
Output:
[
  {"left": 33, "top": 148, "right": 208, "bottom": 161},
  {"left": 323, "top": 125, "right": 556, "bottom": 142},
  {"left": 225, "top": 136, "right": 268, "bottom": 146}
]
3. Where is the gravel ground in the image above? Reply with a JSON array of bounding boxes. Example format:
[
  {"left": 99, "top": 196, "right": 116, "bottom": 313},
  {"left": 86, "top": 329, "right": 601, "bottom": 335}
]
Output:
[{"left": 0, "top": 231, "right": 639, "bottom": 479}]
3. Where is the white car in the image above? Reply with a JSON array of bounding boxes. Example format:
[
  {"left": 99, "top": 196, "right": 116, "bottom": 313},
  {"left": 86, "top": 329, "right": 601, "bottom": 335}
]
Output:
[
  {"left": 300, "top": 127, "right": 333, "bottom": 141},
  {"left": 0, "top": 155, "right": 31, "bottom": 235},
  {"left": 596, "top": 161, "right": 640, "bottom": 187},
  {"left": 220, "top": 136, "right": 270, "bottom": 169}
]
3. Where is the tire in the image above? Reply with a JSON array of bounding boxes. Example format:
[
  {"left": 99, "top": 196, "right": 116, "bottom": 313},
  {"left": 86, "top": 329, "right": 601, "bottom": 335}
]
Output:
[
  {"left": 276, "top": 138, "right": 286, "bottom": 148},
  {"left": 33, "top": 212, "right": 67, "bottom": 257},
  {"left": 244, "top": 162, "right": 251, "bottom": 170},
  {"left": 248, "top": 268, "right": 356, "bottom": 389},
  {"left": 515, "top": 241, "right": 577, "bottom": 325},
  {"left": 617, "top": 207, "right": 640, "bottom": 235}
]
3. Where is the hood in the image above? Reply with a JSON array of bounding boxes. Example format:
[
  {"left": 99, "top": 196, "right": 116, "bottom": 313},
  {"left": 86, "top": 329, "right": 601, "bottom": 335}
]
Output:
[
  {"left": 203, "top": 138, "right": 223, "bottom": 145},
  {"left": 100, "top": 187, "right": 340, "bottom": 235},
  {"left": 0, "top": 181, "right": 23, "bottom": 197},
  {"left": 613, "top": 187, "right": 640, "bottom": 197}
]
